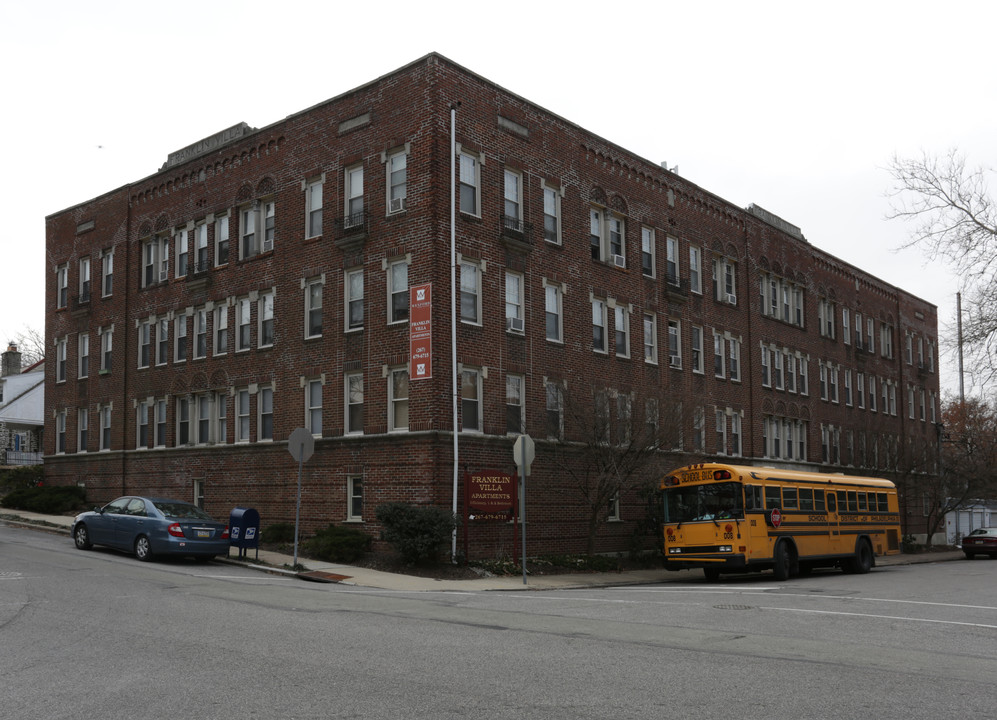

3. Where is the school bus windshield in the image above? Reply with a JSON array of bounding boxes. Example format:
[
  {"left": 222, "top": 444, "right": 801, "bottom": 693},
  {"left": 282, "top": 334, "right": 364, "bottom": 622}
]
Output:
[{"left": 663, "top": 481, "right": 745, "bottom": 523}]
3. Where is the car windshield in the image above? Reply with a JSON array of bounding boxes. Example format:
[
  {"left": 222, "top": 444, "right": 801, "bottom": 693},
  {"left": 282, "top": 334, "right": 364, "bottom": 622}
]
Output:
[
  {"left": 663, "top": 481, "right": 745, "bottom": 523},
  {"left": 152, "top": 501, "right": 215, "bottom": 521},
  {"left": 967, "top": 528, "right": 997, "bottom": 537}
]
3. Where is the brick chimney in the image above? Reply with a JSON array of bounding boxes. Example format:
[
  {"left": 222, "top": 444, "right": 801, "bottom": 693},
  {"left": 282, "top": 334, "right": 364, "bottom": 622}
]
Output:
[{"left": 1, "top": 343, "right": 22, "bottom": 377}]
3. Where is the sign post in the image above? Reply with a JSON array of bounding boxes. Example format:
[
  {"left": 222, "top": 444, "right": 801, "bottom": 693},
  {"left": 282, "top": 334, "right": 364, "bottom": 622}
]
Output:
[
  {"left": 287, "top": 427, "right": 315, "bottom": 569},
  {"left": 512, "top": 435, "right": 535, "bottom": 585}
]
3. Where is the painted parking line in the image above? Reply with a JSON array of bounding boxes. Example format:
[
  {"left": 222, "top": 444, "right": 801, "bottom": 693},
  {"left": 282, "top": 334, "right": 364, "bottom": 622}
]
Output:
[{"left": 760, "top": 605, "right": 997, "bottom": 630}]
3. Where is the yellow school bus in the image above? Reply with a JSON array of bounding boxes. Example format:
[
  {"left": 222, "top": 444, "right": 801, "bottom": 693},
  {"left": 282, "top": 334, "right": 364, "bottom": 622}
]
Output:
[{"left": 661, "top": 463, "right": 902, "bottom": 581}]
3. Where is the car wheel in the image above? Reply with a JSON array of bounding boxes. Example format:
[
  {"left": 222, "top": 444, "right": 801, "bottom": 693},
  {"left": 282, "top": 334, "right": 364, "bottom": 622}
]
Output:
[
  {"left": 73, "top": 524, "right": 92, "bottom": 550},
  {"left": 773, "top": 542, "right": 791, "bottom": 581},
  {"left": 134, "top": 535, "right": 153, "bottom": 562}
]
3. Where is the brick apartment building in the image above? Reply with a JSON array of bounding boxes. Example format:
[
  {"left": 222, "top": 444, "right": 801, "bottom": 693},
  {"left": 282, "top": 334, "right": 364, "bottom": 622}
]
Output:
[{"left": 44, "top": 53, "right": 941, "bottom": 557}]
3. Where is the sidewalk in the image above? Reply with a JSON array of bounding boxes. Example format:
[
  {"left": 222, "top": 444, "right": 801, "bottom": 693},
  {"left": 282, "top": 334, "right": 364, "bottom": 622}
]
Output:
[{"left": 1, "top": 510, "right": 966, "bottom": 592}]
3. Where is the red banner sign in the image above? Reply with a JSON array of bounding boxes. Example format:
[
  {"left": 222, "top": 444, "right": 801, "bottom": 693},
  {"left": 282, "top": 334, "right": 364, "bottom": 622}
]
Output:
[
  {"left": 409, "top": 283, "right": 432, "bottom": 380},
  {"left": 466, "top": 471, "right": 516, "bottom": 520}
]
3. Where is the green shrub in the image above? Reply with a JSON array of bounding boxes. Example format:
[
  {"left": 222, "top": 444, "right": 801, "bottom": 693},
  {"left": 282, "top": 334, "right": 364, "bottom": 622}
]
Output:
[
  {"left": 262, "top": 522, "right": 296, "bottom": 544},
  {"left": 0, "top": 485, "right": 86, "bottom": 514},
  {"left": 0, "top": 465, "right": 44, "bottom": 493},
  {"left": 375, "top": 502, "right": 457, "bottom": 564},
  {"left": 301, "top": 524, "right": 371, "bottom": 563}
]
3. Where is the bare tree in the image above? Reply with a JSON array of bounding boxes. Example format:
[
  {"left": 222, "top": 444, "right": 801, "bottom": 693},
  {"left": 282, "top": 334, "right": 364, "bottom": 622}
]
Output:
[
  {"left": 887, "top": 150, "right": 997, "bottom": 387},
  {"left": 8, "top": 326, "right": 44, "bottom": 367},
  {"left": 546, "top": 384, "right": 677, "bottom": 556}
]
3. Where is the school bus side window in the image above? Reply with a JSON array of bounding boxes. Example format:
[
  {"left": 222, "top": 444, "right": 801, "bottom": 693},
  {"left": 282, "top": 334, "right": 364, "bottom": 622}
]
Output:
[
  {"left": 799, "top": 487, "right": 814, "bottom": 511},
  {"left": 745, "top": 485, "right": 762, "bottom": 510},
  {"left": 765, "top": 486, "right": 781, "bottom": 509},
  {"left": 857, "top": 492, "right": 868, "bottom": 511},
  {"left": 827, "top": 492, "right": 837, "bottom": 512},
  {"left": 783, "top": 487, "right": 798, "bottom": 509},
  {"left": 847, "top": 491, "right": 858, "bottom": 512},
  {"left": 877, "top": 493, "right": 889, "bottom": 511},
  {"left": 814, "top": 489, "right": 826, "bottom": 512},
  {"left": 836, "top": 490, "right": 847, "bottom": 510}
]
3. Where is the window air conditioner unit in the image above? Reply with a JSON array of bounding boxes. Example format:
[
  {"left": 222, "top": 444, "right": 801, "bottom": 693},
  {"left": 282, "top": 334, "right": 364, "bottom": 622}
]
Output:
[
  {"left": 612, "top": 254, "right": 626, "bottom": 268},
  {"left": 390, "top": 197, "right": 406, "bottom": 213},
  {"left": 669, "top": 355, "right": 681, "bottom": 368},
  {"left": 507, "top": 317, "right": 524, "bottom": 333},
  {"left": 159, "top": 269, "right": 168, "bottom": 282},
  {"left": 726, "top": 293, "right": 737, "bottom": 305}
]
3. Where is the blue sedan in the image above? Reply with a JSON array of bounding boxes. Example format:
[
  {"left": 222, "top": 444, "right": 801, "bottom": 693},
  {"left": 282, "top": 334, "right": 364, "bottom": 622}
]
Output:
[{"left": 72, "top": 496, "right": 230, "bottom": 561}]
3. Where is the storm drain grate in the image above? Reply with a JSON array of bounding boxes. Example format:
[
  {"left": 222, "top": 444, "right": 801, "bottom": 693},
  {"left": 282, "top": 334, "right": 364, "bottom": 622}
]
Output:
[{"left": 713, "top": 604, "right": 754, "bottom": 610}]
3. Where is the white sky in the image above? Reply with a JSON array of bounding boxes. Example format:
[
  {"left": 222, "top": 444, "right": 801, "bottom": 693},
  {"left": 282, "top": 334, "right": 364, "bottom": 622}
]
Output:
[{"left": 3, "top": 0, "right": 993, "bottom": 396}]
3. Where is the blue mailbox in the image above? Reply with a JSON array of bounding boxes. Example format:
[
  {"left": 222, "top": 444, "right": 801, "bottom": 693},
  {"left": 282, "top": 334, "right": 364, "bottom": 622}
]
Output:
[{"left": 229, "top": 507, "right": 261, "bottom": 559}]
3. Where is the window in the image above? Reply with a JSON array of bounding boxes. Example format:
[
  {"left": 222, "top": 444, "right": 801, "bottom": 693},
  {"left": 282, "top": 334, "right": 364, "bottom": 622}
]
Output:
[
  {"left": 760, "top": 345, "right": 770, "bottom": 387},
  {"left": 389, "top": 368, "right": 409, "bottom": 432},
  {"left": 713, "top": 256, "right": 737, "bottom": 303},
  {"left": 641, "top": 226, "right": 655, "bottom": 277},
  {"left": 615, "top": 305, "right": 630, "bottom": 357},
  {"left": 774, "top": 349, "right": 784, "bottom": 390},
  {"left": 854, "top": 313, "right": 863, "bottom": 348},
  {"left": 590, "top": 207, "right": 603, "bottom": 260},
  {"left": 459, "top": 151, "right": 479, "bottom": 215},
  {"left": 716, "top": 410, "right": 727, "bottom": 455},
  {"left": 644, "top": 313, "right": 658, "bottom": 364},
  {"left": 155, "top": 399, "right": 167, "bottom": 447},
  {"left": 544, "top": 282, "right": 563, "bottom": 342},
  {"left": 460, "top": 262, "right": 480, "bottom": 324},
  {"left": 99, "top": 326, "right": 113, "bottom": 373},
  {"left": 240, "top": 201, "right": 275, "bottom": 259},
  {"left": 259, "top": 386, "right": 274, "bottom": 441},
  {"left": 503, "top": 169, "right": 522, "bottom": 232},
  {"left": 505, "top": 272, "right": 523, "bottom": 333},
  {"left": 857, "top": 372, "right": 865, "bottom": 408},
  {"left": 890, "top": 383, "right": 897, "bottom": 416},
  {"left": 346, "top": 269, "right": 364, "bottom": 331},
  {"left": 608, "top": 491, "right": 620, "bottom": 522},
  {"left": 616, "top": 394, "right": 632, "bottom": 446},
  {"left": 137, "top": 322, "right": 151, "bottom": 369},
  {"left": 210, "top": 305, "right": 226, "bottom": 356},
  {"left": 175, "top": 312, "right": 188, "bottom": 363},
  {"left": 785, "top": 352, "right": 796, "bottom": 393},
  {"left": 506, "top": 374, "right": 524, "bottom": 434},
  {"left": 689, "top": 246, "right": 702, "bottom": 294},
  {"left": 56, "top": 410, "right": 66, "bottom": 453},
  {"left": 194, "top": 223, "right": 208, "bottom": 272},
  {"left": 78, "top": 333, "right": 89, "bottom": 378},
  {"left": 259, "top": 291, "right": 275, "bottom": 347},
  {"left": 346, "top": 372, "right": 364, "bottom": 434},
  {"left": 176, "top": 397, "right": 190, "bottom": 446},
  {"left": 543, "top": 185, "right": 560, "bottom": 244},
  {"left": 194, "top": 308, "right": 208, "bottom": 359},
  {"left": 691, "top": 326, "right": 704, "bottom": 374},
  {"left": 867, "top": 317, "right": 875, "bottom": 354},
  {"left": 713, "top": 332, "right": 725, "bottom": 378},
  {"left": 819, "top": 299, "right": 836, "bottom": 339},
  {"left": 819, "top": 362, "right": 828, "bottom": 400},
  {"left": 389, "top": 260, "right": 409, "bottom": 323},
  {"left": 668, "top": 320, "right": 681, "bottom": 368},
  {"left": 306, "top": 178, "right": 323, "bottom": 238},
  {"left": 798, "top": 357, "right": 809, "bottom": 396},
  {"left": 387, "top": 151, "right": 407, "bottom": 214},
  {"left": 101, "top": 249, "right": 114, "bottom": 297},
  {"left": 728, "top": 337, "right": 741, "bottom": 381},
  {"left": 594, "top": 391, "right": 610, "bottom": 445},
  {"left": 608, "top": 214, "right": 625, "bottom": 265},
  {"left": 843, "top": 308, "right": 851, "bottom": 345},
  {"left": 592, "top": 298, "right": 607, "bottom": 353},
  {"left": 236, "top": 389, "right": 250, "bottom": 443},
  {"left": 156, "top": 319, "right": 168, "bottom": 365},
  {"left": 830, "top": 364, "right": 839, "bottom": 403},
  {"left": 882, "top": 380, "right": 889, "bottom": 415},
  {"left": 176, "top": 227, "right": 189, "bottom": 278},
  {"left": 546, "top": 382, "right": 563, "bottom": 440},
  {"left": 77, "top": 408, "right": 88, "bottom": 453},
  {"left": 236, "top": 298, "right": 252, "bottom": 351},
  {"left": 347, "top": 476, "right": 364, "bottom": 521},
  {"left": 730, "top": 413, "right": 742, "bottom": 456},
  {"left": 665, "top": 236, "right": 679, "bottom": 286},
  {"left": 345, "top": 165, "right": 364, "bottom": 228},
  {"left": 692, "top": 406, "right": 705, "bottom": 452},
  {"left": 79, "top": 257, "right": 91, "bottom": 302},
  {"left": 305, "top": 278, "right": 323, "bottom": 338},
  {"left": 868, "top": 376, "right": 877, "bottom": 412},
  {"left": 56, "top": 337, "right": 66, "bottom": 382},
  {"left": 142, "top": 235, "right": 169, "bottom": 286},
  {"left": 845, "top": 370, "right": 853, "bottom": 406},
  {"left": 56, "top": 264, "right": 68, "bottom": 308},
  {"left": 460, "top": 368, "right": 482, "bottom": 432},
  {"left": 137, "top": 400, "right": 150, "bottom": 448},
  {"left": 305, "top": 379, "right": 322, "bottom": 437},
  {"left": 99, "top": 404, "right": 111, "bottom": 451},
  {"left": 214, "top": 214, "right": 229, "bottom": 267}
]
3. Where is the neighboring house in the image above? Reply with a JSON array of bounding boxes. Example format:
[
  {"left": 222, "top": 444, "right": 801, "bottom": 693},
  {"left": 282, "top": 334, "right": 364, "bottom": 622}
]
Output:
[
  {"left": 44, "top": 53, "right": 941, "bottom": 558},
  {"left": 0, "top": 343, "right": 44, "bottom": 466},
  {"left": 945, "top": 502, "right": 996, "bottom": 545}
]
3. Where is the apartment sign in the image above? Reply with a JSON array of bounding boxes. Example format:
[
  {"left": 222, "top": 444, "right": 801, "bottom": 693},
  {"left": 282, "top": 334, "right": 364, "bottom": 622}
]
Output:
[
  {"left": 466, "top": 471, "right": 516, "bottom": 520},
  {"left": 409, "top": 283, "right": 432, "bottom": 380}
]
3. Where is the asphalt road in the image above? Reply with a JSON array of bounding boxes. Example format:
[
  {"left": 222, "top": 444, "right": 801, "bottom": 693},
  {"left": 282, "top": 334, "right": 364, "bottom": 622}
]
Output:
[{"left": 2, "top": 524, "right": 994, "bottom": 719}]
